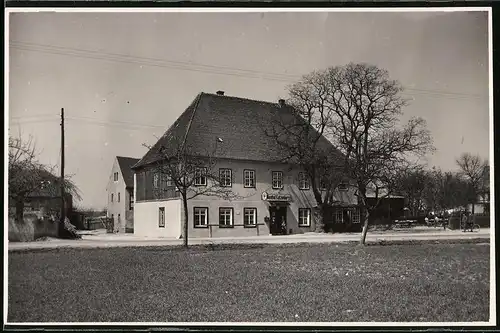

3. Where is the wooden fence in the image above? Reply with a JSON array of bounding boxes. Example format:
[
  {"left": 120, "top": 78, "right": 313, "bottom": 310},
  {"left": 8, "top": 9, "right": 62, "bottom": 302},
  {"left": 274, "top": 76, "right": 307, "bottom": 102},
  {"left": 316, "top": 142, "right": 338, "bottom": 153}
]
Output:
[{"left": 85, "top": 216, "right": 113, "bottom": 232}]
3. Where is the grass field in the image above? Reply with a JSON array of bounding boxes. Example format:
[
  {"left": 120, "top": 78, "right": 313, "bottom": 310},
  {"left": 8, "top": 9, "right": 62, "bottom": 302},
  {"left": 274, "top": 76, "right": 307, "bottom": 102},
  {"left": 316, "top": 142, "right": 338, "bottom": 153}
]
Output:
[{"left": 8, "top": 242, "right": 490, "bottom": 323}]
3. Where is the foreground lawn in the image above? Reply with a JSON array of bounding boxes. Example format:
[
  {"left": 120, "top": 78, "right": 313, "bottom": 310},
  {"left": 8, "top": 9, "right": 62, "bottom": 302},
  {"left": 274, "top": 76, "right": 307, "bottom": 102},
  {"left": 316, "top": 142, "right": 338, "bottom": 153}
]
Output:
[{"left": 8, "top": 242, "right": 490, "bottom": 323}]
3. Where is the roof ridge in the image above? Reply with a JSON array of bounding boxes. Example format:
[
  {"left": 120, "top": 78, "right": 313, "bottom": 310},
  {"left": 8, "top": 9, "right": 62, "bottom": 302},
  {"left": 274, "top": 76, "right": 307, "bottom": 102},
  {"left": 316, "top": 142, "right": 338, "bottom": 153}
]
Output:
[
  {"left": 117, "top": 156, "right": 140, "bottom": 160},
  {"left": 180, "top": 92, "right": 204, "bottom": 153},
  {"left": 203, "top": 92, "right": 283, "bottom": 108}
]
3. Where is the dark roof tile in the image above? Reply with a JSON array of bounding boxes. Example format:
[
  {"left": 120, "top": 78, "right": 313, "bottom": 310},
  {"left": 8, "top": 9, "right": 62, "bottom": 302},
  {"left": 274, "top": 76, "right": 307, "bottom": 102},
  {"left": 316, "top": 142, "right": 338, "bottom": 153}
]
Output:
[
  {"left": 133, "top": 92, "right": 342, "bottom": 169},
  {"left": 116, "top": 156, "right": 140, "bottom": 187}
]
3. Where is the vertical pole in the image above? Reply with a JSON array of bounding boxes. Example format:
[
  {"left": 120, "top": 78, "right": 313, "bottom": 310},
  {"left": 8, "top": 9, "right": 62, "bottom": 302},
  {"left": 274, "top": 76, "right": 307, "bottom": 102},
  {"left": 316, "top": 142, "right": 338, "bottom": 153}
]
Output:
[{"left": 60, "top": 108, "right": 65, "bottom": 236}]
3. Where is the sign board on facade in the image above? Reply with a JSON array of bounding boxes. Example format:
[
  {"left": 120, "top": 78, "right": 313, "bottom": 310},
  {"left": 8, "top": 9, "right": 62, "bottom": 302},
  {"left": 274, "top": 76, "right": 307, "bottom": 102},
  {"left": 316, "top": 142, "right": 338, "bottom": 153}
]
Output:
[{"left": 261, "top": 192, "right": 292, "bottom": 202}]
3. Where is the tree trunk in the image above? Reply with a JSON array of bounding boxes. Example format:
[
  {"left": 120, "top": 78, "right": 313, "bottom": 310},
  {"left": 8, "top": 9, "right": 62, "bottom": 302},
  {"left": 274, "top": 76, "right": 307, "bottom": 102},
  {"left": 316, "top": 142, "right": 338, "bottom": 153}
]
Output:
[
  {"left": 182, "top": 193, "right": 189, "bottom": 248},
  {"left": 360, "top": 208, "right": 370, "bottom": 245},
  {"left": 15, "top": 198, "right": 24, "bottom": 223},
  {"left": 313, "top": 205, "right": 327, "bottom": 233}
]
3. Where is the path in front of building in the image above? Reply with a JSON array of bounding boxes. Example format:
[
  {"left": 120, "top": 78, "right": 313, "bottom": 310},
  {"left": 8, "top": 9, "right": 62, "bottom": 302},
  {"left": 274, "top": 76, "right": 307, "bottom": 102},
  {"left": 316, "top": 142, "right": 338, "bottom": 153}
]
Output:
[{"left": 8, "top": 227, "right": 491, "bottom": 252}]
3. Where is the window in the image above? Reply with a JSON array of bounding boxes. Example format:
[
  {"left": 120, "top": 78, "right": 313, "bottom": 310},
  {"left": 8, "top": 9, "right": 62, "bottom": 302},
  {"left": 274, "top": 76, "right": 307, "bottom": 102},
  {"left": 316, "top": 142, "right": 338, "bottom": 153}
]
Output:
[
  {"left": 352, "top": 208, "right": 360, "bottom": 224},
  {"left": 118, "top": 192, "right": 121, "bottom": 202},
  {"left": 153, "top": 173, "right": 159, "bottom": 189},
  {"left": 298, "top": 172, "right": 310, "bottom": 190},
  {"left": 159, "top": 174, "right": 174, "bottom": 187},
  {"left": 335, "top": 209, "right": 344, "bottom": 223},
  {"left": 298, "top": 208, "right": 311, "bottom": 227},
  {"left": 129, "top": 192, "right": 134, "bottom": 210},
  {"left": 272, "top": 171, "right": 283, "bottom": 189},
  {"left": 113, "top": 172, "right": 119, "bottom": 182},
  {"left": 219, "top": 169, "right": 232, "bottom": 187},
  {"left": 244, "top": 208, "right": 257, "bottom": 227},
  {"left": 111, "top": 193, "right": 114, "bottom": 202},
  {"left": 158, "top": 207, "right": 165, "bottom": 228},
  {"left": 194, "top": 167, "right": 207, "bottom": 186},
  {"left": 194, "top": 207, "right": 208, "bottom": 228},
  {"left": 320, "top": 178, "right": 328, "bottom": 190},
  {"left": 219, "top": 207, "right": 234, "bottom": 227},
  {"left": 244, "top": 169, "right": 256, "bottom": 188},
  {"left": 338, "top": 183, "right": 348, "bottom": 191}
]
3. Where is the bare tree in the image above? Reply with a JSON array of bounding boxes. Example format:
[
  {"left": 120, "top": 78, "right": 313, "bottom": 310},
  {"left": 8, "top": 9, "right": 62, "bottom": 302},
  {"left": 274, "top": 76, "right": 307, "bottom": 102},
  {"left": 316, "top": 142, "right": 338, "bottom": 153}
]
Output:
[
  {"left": 456, "top": 153, "right": 489, "bottom": 216},
  {"left": 392, "top": 167, "right": 430, "bottom": 216},
  {"left": 423, "top": 168, "right": 471, "bottom": 215},
  {"left": 263, "top": 81, "right": 347, "bottom": 232},
  {"left": 275, "top": 63, "right": 434, "bottom": 244},
  {"left": 9, "top": 134, "right": 41, "bottom": 221},
  {"left": 8, "top": 134, "right": 81, "bottom": 224},
  {"left": 144, "top": 136, "right": 244, "bottom": 248}
]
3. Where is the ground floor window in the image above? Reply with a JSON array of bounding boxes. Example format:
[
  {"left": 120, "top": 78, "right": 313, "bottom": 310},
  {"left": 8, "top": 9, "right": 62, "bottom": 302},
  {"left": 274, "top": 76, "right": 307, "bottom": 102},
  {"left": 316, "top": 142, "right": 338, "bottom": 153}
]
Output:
[
  {"left": 243, "top": 208, "right": 257, "bottom": 227},
  {"left": 194, "top": 207, "right": 208, "bottom": 228},
  {"left": 352, "top": 208, "right": 361, "bottom": 224},
  {"left": 334, "top": 208, "right": 361, "bottom": 224},
  {"left": 219, "top": 207, "right": 233, "bottom": 227},
  {"left": 335, "top": 209, "right": 344, "bottom": 223},
  {"left": 298, "top": 208, "right": 311, "bottom": 227},
  {"left": 158, "top": 207, "right": 165, "bottom": 228}
]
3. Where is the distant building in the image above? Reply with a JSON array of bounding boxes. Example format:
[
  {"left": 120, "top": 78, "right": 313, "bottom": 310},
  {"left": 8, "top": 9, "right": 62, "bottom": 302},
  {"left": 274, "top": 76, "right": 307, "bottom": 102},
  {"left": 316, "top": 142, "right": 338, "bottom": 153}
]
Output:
[
  {"left": 467, "top": 191, "right": 490, "bottom": 214},
  {"left": 365, "top": 191, "right": 405, "bottom": 224},
  {"left": 24, "top": 189, "right": 73, "bottom": 218},
  {"left": 106, "top": 156, "right": 139, "bottom": 233},
  {"left": 10, "top": 168, "right": 74, "bottom": 218},
  {"left": 132, "top": 92, "right": 360, "bottom": 238}
]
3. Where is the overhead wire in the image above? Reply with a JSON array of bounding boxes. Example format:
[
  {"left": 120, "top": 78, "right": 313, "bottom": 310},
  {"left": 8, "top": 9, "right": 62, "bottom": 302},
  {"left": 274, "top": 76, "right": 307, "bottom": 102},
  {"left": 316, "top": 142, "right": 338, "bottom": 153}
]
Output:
[
  {"left": 9, "top": 40, "right": 488, "bottom": 100},
  {"left": 8, "top": 40, "right": 488, "bottom": 131}
]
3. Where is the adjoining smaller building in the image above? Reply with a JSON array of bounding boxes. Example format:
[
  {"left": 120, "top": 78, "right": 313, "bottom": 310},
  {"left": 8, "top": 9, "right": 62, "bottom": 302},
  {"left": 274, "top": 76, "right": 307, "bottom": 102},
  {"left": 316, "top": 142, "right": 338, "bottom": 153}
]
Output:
[
  {"left": 106, "top": 156, "right": 139, "bottom": 233},
  {"left": 365, "top": 191, "right": 406, "bottom": 225}
]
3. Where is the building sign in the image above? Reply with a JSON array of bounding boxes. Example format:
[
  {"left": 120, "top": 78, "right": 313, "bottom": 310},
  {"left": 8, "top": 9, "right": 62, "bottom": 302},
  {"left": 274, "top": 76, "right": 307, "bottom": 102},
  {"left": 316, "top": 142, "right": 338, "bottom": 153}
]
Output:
[{"left": 261, "top": 192, "right": 292, "bottom": 202}]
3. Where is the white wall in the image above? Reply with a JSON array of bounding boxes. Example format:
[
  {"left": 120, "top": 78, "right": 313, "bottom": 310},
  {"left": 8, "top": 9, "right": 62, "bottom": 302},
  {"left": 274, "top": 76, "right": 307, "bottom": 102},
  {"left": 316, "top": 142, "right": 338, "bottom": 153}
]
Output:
[
  {"left": 134, "top": 198, "right": 182, "bottom": 238},
  {"left": 106, "top": 157, "right": 127, "bottom": 232}
]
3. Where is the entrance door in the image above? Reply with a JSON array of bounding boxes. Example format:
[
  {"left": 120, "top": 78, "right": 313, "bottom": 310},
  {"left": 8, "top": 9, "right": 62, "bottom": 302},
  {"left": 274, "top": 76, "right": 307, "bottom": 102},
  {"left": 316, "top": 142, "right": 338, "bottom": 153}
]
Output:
[{"left": 269, "top": 205, "right": 287, "bottom": 235}]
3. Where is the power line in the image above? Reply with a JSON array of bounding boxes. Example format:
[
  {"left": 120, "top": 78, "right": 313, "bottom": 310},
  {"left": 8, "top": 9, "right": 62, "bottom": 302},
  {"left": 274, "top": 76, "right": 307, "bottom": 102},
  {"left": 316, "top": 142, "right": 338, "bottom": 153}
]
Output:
[
  {"left": 66, "top": 115, "right": 166, "bottom": 129},
  {"left": 10, "top": 43, "right": 294, "bottom": 83},
  {"left": 10, "top": 113, "right": 58, "bottom": 120},
  {"left": 9, "top": 40, "right": 488, "bottom": 100},
  {"left": 10, "top": 117, "right": 60, "bottom": 125},
  {"left": 10, "top": 40, "right": 300, "bottom": 81},
  {"left": 64, "top": 117, "right": 166, "bottom": 132}
]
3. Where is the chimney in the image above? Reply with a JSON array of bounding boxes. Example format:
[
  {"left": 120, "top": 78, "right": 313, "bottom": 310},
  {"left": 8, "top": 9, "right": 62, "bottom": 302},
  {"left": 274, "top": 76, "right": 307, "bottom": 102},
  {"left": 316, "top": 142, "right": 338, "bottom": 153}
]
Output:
[
  {"left": 216, "top": 90, "right": 225, "bottom": 96},
  {"left": 278, "top": 99, "right": 285, "bottom": 107}
]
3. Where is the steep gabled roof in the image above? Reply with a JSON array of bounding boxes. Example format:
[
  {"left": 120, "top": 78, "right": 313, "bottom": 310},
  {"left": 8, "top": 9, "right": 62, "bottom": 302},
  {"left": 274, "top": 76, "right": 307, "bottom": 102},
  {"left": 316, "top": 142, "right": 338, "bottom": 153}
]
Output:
[
  {"left": 133, "top": 92, "right": 343, "bottom": 169},
  {"left": 116, "top": 156, "right": 140, "bottom": 188}
]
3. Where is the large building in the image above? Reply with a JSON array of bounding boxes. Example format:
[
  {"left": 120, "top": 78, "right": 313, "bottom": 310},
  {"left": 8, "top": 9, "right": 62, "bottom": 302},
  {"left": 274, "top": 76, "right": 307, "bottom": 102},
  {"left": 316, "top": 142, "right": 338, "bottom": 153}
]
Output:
[
  {"left": 132, "top": 92, "right": 359, "bottom": 238},
  {"left": 106, "top": 156, "right": 139, "bottom": 233}
]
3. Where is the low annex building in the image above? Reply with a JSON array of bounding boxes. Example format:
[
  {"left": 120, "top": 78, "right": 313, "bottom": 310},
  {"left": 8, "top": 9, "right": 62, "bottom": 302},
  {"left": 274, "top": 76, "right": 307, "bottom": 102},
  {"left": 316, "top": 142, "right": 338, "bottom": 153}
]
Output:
[{"left": 132, "top": 92, "right": 360, "bottom": 238}]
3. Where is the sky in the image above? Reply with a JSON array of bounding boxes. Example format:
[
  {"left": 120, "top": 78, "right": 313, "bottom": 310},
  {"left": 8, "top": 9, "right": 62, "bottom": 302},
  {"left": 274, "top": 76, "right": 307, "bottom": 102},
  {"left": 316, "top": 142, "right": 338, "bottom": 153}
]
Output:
[{"left": 7, "top": 10, "right": 490, "bottom": 209}]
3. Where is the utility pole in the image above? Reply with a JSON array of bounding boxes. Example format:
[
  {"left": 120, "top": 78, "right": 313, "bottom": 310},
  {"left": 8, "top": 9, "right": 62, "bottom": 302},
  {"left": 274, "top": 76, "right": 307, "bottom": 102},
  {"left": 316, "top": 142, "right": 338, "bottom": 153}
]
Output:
[{"left": 60, "top": 108, "right": 65, "bottom": 237}]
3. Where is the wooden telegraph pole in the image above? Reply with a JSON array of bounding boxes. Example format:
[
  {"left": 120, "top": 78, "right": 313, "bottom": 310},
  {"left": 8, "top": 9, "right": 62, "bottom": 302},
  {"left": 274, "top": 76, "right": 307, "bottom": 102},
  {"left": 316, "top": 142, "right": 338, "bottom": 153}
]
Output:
[{"left": 60, "top": 108, "right": 65, "bottom": 237}]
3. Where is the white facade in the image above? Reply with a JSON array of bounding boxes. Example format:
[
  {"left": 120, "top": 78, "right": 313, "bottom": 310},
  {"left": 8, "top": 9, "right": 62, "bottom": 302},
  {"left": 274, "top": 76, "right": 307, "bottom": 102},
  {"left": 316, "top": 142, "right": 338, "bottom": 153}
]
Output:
[{"left": 133, "top": 174, "right": 183, "bottom": 238}]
